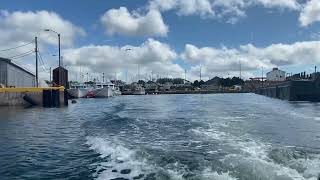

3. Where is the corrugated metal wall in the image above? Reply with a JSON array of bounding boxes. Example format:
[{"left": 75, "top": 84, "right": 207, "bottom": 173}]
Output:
[
  {"left": 5, "top": 63, "right": 35, "bottom": 87},
  {"left": 0, "top": 61, "right": 7, "bottom": 86}
]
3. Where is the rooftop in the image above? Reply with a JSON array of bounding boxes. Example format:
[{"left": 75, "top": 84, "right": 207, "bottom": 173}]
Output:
[{"left": 0, "top": 57, "right": 35, "bottom": 77}]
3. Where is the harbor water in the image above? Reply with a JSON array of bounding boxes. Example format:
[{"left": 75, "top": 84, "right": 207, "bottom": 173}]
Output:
[{"left": 0, "top": 94, "right": 320, "bottom": 180}]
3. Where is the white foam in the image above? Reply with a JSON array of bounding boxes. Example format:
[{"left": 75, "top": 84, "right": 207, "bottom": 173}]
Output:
[
  {"left": 85, "top": 136, "right": 243, "bottom": 180},
  {"left": 314, "top": 117, "right": 320, "bottom": 121},
  {"left": 200, "top": 168, "right": 237, "bottom": 180},
  {"left": 191, "top": 126, "right": 320, "bottom": 180},
  {"left": 86, "top": 136, "right": 152, "bottom": 180},
  {"left": 191, "top": 128, "right": 227, "bottom": 140}
]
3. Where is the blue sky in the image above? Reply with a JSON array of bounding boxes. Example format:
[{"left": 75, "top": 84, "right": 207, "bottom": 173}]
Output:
[{"left": 1, "top": 0, "right": 320, "bottom": 81}]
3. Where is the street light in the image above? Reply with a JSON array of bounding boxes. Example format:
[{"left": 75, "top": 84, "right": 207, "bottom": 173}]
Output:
[
  {"left": 52, "top": 54, "right": 64, "bottom": 67},
  {"left": 44, "top": 29, "right": 61, "bottom": 67}
]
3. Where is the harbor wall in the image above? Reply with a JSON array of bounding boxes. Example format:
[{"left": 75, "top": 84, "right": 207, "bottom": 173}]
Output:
[
  {"left": 0, "top": 92, "right": 41, "bottom": 106},
  {"left": 0, "top": 87, "right": 67, "bottom": 107},
  {"left": 255, "top": 80, "right": 320, "bottom": 101}
]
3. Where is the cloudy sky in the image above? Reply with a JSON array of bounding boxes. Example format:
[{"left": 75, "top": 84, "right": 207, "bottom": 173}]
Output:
[{"left": 1, "top": 0, "right": 320, "bottom": 82}]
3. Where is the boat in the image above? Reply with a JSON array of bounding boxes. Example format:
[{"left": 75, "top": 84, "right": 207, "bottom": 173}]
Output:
[
  {"left": 132, "top": 86, "right": 146, "bottom": 95},
  {"left": 113, "top": 86, "right": 122, "bottom": 96},
  {"left": 92, "top": 82, "right": 116, "bottom": 98},
  {"left": 68, "top": 83, "right": 92, "bottom": 98}
]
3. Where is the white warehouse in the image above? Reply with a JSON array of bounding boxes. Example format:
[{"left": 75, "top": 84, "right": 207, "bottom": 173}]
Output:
[
  {"left": 0, "top": 57, "right": 35, "bottom": 87},
  {"left": 266, "top": 68, "right": 286, "bottom": 81}
]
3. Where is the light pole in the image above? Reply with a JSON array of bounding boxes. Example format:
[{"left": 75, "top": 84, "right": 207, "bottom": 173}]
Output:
[
  {"left": 44, "top": 29, "right": 61, "bottom": 67},
  {"left": 52, "top": 54, "right": 64, "bottom": 67}
]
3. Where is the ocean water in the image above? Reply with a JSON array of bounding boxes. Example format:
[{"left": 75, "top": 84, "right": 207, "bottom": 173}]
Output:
[{"left": 0, "top": 93, "right": 320, "bottom": 180}]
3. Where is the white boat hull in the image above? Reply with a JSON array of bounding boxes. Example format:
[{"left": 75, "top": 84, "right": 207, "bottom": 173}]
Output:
[
  {"left": 133, "top": 90, "right": 146, "bottom": 95},
  {"left": 93, "top": 87, "right": 114, "bottom": 98},
  {"left": 114, "top": 90, "right": 122, "bottom": 96},
  {"left": 68, "top": 88, "right": 89, "bottom": 98}
]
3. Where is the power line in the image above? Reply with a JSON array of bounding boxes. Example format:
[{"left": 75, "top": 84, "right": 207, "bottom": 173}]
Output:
[
  {"left": 38, "top": 51, "right": 49, "bottom": 72},
  {"left": 10, "top": 60, "right": 34, "bottom": 75},
  {"left": 0, "top": 41, "right": 34, "bottom": 52},
  {"left": 8, "top": 50, "right": 35, "bottom": 60}
]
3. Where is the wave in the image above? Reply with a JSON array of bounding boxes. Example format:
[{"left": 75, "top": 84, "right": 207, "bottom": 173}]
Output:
[
  {"left": 86, "top": 136, "right": 151, "bottom": 180},
  {"left": 191, "top": 126, "right": 320, "bottom": 180}
]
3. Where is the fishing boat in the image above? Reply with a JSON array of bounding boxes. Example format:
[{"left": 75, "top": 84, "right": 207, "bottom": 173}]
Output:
[
  {"left": 68, "top": 83, "right": 92, "bottom": 98},
  {"left": 132, "top": 85, "right": 146, "bottom": 95},
  {"left": 92, "top": 82, "right": 116, "bottom": 98},
  {"left": 113, "top": 86, "right": 122, "bottom": 96}
]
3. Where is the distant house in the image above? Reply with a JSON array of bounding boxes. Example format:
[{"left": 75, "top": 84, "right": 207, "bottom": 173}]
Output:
[
  {"left": 160, "top": 82, "right": 173, "bottom": 91},
  {"left": 0, "top": 57, "right": 35, "bottom": 87},
  {"left": 266, "top": 68, "right": 286, "bottom": 81},
  {"left": 231, "top": 85, "right": 242, "bottom": 91},
  {"left": 201, "top": 76, "right": 221, "bottom": 90},
  {"left": 145, "top": 81, "right": 159, "bottom": 92},
  {"left": 183, "top": 79, "right": 192, "bottom": 85}
]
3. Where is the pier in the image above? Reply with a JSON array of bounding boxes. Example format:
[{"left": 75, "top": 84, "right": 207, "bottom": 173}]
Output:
[{"left": 0, "top": 87, "right": 68, "bottom": 107}]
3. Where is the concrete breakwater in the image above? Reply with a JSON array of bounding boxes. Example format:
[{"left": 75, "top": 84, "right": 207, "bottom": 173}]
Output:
[
  {"left": 0, "top": 87, "right": 68, "bottom": 107},
  {"left": 255, "top": 79, "right": 320, "bottom": 101}
]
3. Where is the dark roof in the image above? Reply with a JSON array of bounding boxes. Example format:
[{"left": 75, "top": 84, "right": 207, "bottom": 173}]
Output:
[
  {"left": 204, "top": 76, "right": 221, "bottom": 85},
  {"left": 0, "top": 57, "right": 35, "bottom": 77}
]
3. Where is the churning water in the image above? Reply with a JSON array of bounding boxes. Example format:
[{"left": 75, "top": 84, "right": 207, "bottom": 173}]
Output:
[{"left": 0, "top": 94, "right": 320, "bottom": 180}]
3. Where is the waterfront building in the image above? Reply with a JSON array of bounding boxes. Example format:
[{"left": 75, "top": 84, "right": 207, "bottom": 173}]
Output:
[
  {"left": 160, "top": 82, "right": 174, "bottom": 92},
  {"left": 266, "top": 68, "right": 286, "bottom": 81},
  {"left": 145, "top": 81, "right": 159, "bottom": 92},
  {"left": 201, "top": 76, "right": 221, "bottom": 90},
  {"left": 0, "top": 57, "right": 35, "bottom": 87}
]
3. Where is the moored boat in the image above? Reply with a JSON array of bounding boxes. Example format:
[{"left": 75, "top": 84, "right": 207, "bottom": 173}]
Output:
[
  {"left": 68, "top": 83, "right": 92, "bottom": 98},
  {"left": 132, "top": 86, "right": 146, "bottom": 95},
  {"left": 92, "top": 82, "right": 115, "bottom": 98}
]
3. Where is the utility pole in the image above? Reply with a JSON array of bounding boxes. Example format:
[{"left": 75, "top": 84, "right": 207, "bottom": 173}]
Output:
[
  {"left": 315, "top": 66, "right": 317, "bottom": 80},
  {"left": 138, "top": 64, "right": 140, "bottom": 81},
  {"left": 49, "top": 67, "right": 52, "bottom": 85},
  {"left": 58, "top": 33, "right": 61, "bottom": 67},
  {"left": 261, "top": 66, "right": 264, "bottom": 87},
  {"left": 185, "top": 69, "right": 187, "bottom": 83},
  {"left": 200, "top": 65, "right": 202, "bottom": 81},
  {"left": 126, "top": 69, "right": 128, "bottom": 83},
  {"left": 103, "top": 73, "right": 105, "bottom": 83},
  {"left": 86, "top": 73, "right": 89, "bottom": 82},
  {"left": 151, "top": 71, "right": 154, "bottom": 81},
  {"left": 35, "top": 37, "right": 38, "bottom": 87},
  {"left": 239, "top": 60, "right": 242, "bottom": 79}
]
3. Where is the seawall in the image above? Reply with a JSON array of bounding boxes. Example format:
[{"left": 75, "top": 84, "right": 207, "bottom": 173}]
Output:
[{"left": 255, "top": 79, "right": 320, "bottom": 101}]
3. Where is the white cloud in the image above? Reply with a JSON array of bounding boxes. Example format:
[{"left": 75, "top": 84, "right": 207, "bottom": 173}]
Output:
[
  {"left": 100, "top": 7, "right": 168, "bottom": 37},
  {"left": 150, "top": 0, "right": 215, "bottom": 18},
  {"left": 299, "top": 0, "right": 320, "bottom": 26},
  {"left": 254, "top": 0, "right": 300, "bottom": 9},
  {"left": 0, "top": 10, "right": 85, "bottom": 47},
  {"left": 0, "top": 10, "right": 85, "bottom": 78},
  {"left": 181, "top": 41, "right": 320, "bottom": 79},
  {"left": 63, "top": 39, "right": 183, "bottom": 81},
  {"left": 149, "top": 0, "right": 300, "bottom": 23}
]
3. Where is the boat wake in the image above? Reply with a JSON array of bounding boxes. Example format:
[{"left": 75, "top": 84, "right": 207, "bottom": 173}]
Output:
[
  {"left": 85, "top": 136, "right": 238, "bottom": 180},
  {"left": 192, "top": 126, "right": 320, "bottom": 180}
]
